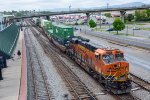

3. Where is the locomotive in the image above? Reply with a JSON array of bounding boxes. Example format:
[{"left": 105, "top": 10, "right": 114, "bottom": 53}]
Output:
[
  {"left": 33, "top": 18, "right": 132, "bottom": 94},
  {"left": 66, "top": 37, "right": 131, "bottom": 94}
]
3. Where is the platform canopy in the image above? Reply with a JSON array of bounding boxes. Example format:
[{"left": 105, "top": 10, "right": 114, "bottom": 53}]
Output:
[{"left": 0, "top": 24, "right": 20, "bottom": 59}]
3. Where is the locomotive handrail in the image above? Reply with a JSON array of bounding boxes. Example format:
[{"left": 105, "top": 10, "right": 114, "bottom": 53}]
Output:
[{"left": 106, "top": 69, "right": 112, "bottom": 80}]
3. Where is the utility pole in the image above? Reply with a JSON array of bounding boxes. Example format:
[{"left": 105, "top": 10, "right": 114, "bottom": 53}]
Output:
[
  {"left": 86, "top": 13, "right": 90, "bottom": 26},
  {"left": 133, "top": 15, "right": 136, "bottom": 36},
  {"left": 33, "top": 10, "right": 35, "bottom": 16},
  {"left": 109, "top": 23, "right": 110, "bottom": 33},
  {"left": 69, "top": 5, "right": 71, "bottom": 25},
  {"left": 120, "top": 11, "right": 126, "bottom": 23},
  {"left": 69, "top": 5, "right": 71, "bottom": 11},
  {"left": 107, "top": 3, "right": 109, "bottom": 9},
  {"left": 126, "top": 25, "right": 128, "bottom": 36},
  {"left": 99, "top": 12, "right": 102, "bottom": 29}
]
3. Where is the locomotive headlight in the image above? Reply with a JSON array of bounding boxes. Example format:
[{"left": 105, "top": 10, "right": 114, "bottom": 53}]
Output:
[
  {"left": 118, "top": 62, "right": 121, "bottom": 67},
  {"left": 115, "top": 77, "right": 118, "bottom": 80},
  {"left": 120, "top": 75, "right": 125, "bottom": 80}
]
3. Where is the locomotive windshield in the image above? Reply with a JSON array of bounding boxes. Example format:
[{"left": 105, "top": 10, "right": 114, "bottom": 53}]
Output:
[
  {"left": 115, "top": 53, "right": 126, "bottom": 61},
  {"left": 102, "top": 54, "right": 114, "bottom": 64}
]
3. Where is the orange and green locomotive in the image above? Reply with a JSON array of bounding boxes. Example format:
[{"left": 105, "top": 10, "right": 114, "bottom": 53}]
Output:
[{"left": 37, "top": 19, "right": 132, "bottom": 94}]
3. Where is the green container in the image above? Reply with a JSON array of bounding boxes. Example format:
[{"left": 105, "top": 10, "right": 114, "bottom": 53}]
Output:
[
  {"left": 45, "top": 21, "right": 52, "bottom": 30},
  {"left": 52, "top": 23, "right": 74, "bottom": 40},
  {"left": 41, "top": 20, "right": 52, "bottom": 30}
]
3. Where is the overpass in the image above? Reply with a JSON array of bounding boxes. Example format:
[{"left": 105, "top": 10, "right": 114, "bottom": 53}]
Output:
[{"left": 12, "top": 5, "right": 150, "bottom": 23}]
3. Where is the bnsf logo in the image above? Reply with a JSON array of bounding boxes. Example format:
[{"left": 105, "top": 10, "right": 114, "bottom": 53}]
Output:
[{"left": 107, "top": 66, "right": 128, "bottom": 72}]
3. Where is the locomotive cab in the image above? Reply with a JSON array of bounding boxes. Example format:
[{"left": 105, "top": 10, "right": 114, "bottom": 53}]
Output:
[{"left": 100, "top": 51, "right": 132, "bottom": 94}]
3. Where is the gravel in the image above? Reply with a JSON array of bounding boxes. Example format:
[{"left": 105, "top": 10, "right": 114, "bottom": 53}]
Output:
[
  {"left": 59, "top": 55, "right": 116, "bottom": 100},
  {"left": 25, "top": 23, "right": 150, "bottom": 100},
  {"left": 25, "top": 28, "right": 71, "bottom": 100},
  {"left": 29, "top": 26, "right": 115, "bottom": 100},
  {"left": 74, "top": 31, "right": 150, "bottom": 99},
  {"left": 131, "top": 83, "right": 150, "bottom": 100}
]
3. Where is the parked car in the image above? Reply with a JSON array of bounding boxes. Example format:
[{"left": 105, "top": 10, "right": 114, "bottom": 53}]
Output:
[
  {"left": 106, "top": 28, "right": 114, "bottom": 31},
  {"left": 133, "top": 27, "right": 140, "bottom": 30}
]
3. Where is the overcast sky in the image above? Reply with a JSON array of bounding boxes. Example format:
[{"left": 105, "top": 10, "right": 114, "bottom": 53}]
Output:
[{"left": 0, "top": 0, "right": 150, "bottom": 11}]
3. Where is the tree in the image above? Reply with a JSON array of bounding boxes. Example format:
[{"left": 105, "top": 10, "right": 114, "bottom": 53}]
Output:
[
  {"left": 135, "top": 10, "right": 141, "bottom": 21},
  {"left": 89, "top": 19, "right": 96, "bottom": 28},
  {"left": 135, "top": 10, "right": 150, "bottom": 21},
  {"left": 113, "top": 18, "right": 125, "bottom": 35},
  {"left": 146, "top": 9, "right": 150, "bottom": 17},
  {"left": 104, "top": 13, "right": 112, "bottom": 17},
  {"left": 126, "top": 14, "right": 134, "bottom": 22}
]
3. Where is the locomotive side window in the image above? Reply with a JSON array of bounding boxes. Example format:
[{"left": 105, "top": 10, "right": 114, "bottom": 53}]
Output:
[
  {"left": 95, "top": 54, "right": 100, "bottom": 60},
  {"left": 115, "top": 53, "right": 126, "bottom": 61},
  {"left": 115, "top": 53, "right": 123, "bottom": 58}
]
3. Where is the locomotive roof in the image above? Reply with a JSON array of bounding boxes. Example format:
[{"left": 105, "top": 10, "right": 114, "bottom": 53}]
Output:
[
  {"left": 88, "top": 42, "right": 104, "bottom": 49},
  {"left": 72, "top": 36, "right": 105, "bottom": 49},
  {"left": 72, "top": 36, "right": 121, "bottom": 54}
]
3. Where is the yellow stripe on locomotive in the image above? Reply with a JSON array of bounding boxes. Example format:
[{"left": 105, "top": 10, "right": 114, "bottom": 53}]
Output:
[{"left": 68, "top": 37, "right": 131, "bottom": 94}]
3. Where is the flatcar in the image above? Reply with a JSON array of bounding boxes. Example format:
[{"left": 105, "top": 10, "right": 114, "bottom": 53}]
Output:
[{"left": 36, "top": 19, "right": 132, "bottom": 94}]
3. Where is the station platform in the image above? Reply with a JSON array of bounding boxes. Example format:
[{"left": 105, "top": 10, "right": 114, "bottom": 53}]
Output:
[{"left": 0, "top": 30, "right": 26, "bottom": 100}]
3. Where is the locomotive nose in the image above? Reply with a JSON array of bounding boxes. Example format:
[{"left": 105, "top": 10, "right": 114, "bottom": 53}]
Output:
[{"left": 113, "top": 62, "right": 129, "bottom": 80}]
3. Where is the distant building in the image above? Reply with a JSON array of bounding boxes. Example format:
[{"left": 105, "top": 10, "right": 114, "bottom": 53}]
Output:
[
  {"left": 0, "top": 13, "right": 3, "bottom": 30},
  {"left": 110, "top": 10, "right": 135, "bottom": 17},
  {"left": 0, "top": 13, "right": 14, "bottom": 30}
]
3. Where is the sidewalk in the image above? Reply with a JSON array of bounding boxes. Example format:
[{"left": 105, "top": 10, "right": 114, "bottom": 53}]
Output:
[{"left": 0, "top": 30, "right": 26, "bottom": 100}]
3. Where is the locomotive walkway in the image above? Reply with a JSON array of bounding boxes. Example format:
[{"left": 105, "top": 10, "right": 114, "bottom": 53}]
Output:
[{"left": 0, "top": 25, "right": 26, "bottom": 100}]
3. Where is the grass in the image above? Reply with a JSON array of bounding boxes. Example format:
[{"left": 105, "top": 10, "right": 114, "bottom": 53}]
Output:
[
  {"left": 136, "top": 23, "right": 145, "bottom": 25},
  {"left": 125, "top": 21, "right": 146, "bottom": 25},
  {"left": 125, "top": 21, "right": 134, "bottom": 24},
  {"left": 141, "top": 28, "right": 150, "bottom": 30},
  {"left": 93, "top": 27, "right": 105, "bottom": 32},
  {"left": 110, "top": 31, "right": 135, "bottom": 36},
  {"left": 93, "top": 27, "right": 136, "bottom": 36}
]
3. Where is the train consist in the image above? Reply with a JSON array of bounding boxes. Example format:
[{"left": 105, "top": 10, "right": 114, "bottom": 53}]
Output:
[{"left": 32, "top": 18, "right": 132, "bottom": 94}]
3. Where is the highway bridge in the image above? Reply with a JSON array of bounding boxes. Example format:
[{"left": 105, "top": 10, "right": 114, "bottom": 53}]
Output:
[{"left": 12, "top": 5, "right": 150, "bottom": 20}]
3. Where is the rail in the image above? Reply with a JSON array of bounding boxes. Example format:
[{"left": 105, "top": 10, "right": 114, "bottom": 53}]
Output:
[
  {"left": 24, "top": 27, "right": 54, "bottom": 100},
  {"left": 27, "top": 21, "right": 97, "bottom": 100}
]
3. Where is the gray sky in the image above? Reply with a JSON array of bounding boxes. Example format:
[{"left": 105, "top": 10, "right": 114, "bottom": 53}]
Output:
[{"left": 0, "top": 0, "right": 150, "bottom": 11}]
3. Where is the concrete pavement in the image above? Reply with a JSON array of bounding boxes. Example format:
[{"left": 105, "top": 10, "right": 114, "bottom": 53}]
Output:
[
  {"left": 0, "top": 30, "right": 26, "bottom": 100},
  {"left": 75, "top": 25, "right": 150, "bottom": 49}
]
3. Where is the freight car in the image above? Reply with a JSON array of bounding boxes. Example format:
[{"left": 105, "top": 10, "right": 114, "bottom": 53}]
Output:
[
  {"left": 36, "top": 19, "right": 132, "bottom": 94},
  {"left": 46, "top": 22, "right": 74, "bottom": 51},
  {"left": 32, "top": 17, "right": 41, "bottom": 26}
]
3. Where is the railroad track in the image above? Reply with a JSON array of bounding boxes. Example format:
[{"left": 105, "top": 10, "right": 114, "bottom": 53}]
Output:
[
  {"left": 24, "top": 27, "right": 54, "bottom": 100},
  {"left": 27, "top": 20, "right": 97, "bottom": 100},
  {"left": 25, "top": 28, "right": 36, "bottom": 100},
  {"left": 115, "top": 93, "right": 139, "bottom": 100},
  {"left": 26, "top": 20, "right": 149, "bottom": 100},
  {"left": 129, "top": 73, "right": 150, "bottom": 92}
]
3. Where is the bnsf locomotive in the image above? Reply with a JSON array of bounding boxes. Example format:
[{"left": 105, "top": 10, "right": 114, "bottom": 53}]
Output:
[{"left": 33, "top": 18, "right": 132, "bottom": 94}]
